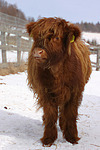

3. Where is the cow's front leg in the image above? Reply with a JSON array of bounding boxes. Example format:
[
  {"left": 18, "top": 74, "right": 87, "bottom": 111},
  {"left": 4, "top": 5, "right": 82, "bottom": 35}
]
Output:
[
  {"left": 41, "top": 102, "right": 58, "bottom": 146},
  {"left": 59, "top": 100, "right": 80, "bottom": 144}
]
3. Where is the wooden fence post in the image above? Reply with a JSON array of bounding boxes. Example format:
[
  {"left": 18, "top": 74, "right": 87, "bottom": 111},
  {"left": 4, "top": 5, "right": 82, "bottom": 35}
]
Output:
[
  {"left": 1, "top": 31, "right": 7, "bottom": 63},
  {"left": 96, "top": 49, "right": 100, "bottom": 71},
  {"left": 6, "top": 33, "right": 10, "bottom": 46},
  {"left": 17, "top": 34, "right": 21, "bottom": 64},
  {"left": 29, "top": 37, "right": 32, "bottom": 49}
]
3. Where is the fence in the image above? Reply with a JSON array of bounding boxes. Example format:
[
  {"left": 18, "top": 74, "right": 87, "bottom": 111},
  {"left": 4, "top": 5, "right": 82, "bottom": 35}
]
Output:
[
  {"left": 90, "top": 47, "right": 100, "bottom": 71},
  {"left": 0, "top": 12, "right": 32, "bottom": 68},
  {"left": 0, "top": 12, "right": 100, "bottom": 70},
  {"left": 0, "top": 11, "right": 28, "bottom": 29}
]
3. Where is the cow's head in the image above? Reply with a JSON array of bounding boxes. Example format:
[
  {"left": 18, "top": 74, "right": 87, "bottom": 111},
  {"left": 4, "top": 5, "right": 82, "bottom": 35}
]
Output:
[{"left": 26, "top": 17, "right": 81, "bottom": 68}]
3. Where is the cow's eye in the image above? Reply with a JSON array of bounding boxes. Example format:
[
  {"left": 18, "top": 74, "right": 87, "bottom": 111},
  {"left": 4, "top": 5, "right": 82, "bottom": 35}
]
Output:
[
  {"left": 53, "top": 37, "right": 60, "bottom": 42},
  {"left": 55, "top": 37, "right": 59, "bottom": 40},
  {"left": 48, "top": 34, "right": 53, "bottom": 41},
  {"left": 48, "top": 36, "right": 51, "bottom": 41}
]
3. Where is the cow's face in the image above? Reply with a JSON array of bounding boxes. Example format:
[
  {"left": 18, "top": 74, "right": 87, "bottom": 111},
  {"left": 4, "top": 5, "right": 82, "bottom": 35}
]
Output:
[{"left": 26, "top": 18, "right": 81, "bottom": 68}]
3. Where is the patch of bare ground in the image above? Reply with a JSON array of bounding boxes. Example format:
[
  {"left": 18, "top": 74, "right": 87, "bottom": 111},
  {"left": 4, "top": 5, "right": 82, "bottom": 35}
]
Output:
[{"left": 0, "top": 62, "right": 27, "bottom": 76}]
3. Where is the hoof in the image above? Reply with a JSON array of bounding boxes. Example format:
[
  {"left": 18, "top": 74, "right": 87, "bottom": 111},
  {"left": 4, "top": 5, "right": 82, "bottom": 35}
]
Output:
[
  {"left": 41, "top": 136, "right": 56, "bottom": 147},
  {"left": 65, "top": 136, "right": 80, "bottom": 144}
]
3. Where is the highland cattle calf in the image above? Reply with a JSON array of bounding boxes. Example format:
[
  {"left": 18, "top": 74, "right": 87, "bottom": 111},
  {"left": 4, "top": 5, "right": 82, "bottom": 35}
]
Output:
[{"left": 26, "top": 17, "right": 92, "bottom": 146}]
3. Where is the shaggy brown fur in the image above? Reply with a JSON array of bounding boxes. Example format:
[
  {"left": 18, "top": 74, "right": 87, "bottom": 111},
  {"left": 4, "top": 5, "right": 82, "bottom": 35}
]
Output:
[{"left": 26, "top": 17, "right": 92, "bottom": 146}]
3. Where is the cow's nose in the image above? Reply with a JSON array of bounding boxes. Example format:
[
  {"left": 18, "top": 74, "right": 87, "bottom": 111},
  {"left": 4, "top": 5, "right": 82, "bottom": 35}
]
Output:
[
  {"left": 33, "top": 49, "right": 43, "bottom": 58},
  {"left": 33, "top": 48, "right": 47, "bottom": 59}
]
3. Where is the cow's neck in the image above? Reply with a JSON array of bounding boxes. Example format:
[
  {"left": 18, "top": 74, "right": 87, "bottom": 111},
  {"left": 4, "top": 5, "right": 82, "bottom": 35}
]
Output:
[{"left": 50, "top": 61, "right": 63, "bottom": 78}]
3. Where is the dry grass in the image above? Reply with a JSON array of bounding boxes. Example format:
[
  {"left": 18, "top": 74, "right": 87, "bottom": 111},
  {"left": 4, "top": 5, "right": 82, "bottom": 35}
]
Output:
[{"left": 0, "top": 62, "right": 27, "bottom": 76}]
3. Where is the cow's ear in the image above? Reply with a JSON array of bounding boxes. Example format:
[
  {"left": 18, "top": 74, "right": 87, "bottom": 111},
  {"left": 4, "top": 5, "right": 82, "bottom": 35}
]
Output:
[
  {"left": 71, "top": 25, "right": 81, "bottom": 40},
  {"left": 67, "top": 23, "right": 81, "bottom": 41},
  {"left": 65, "top": 23, "right": 81, "bottom": 56},
  {"left": 26, "top": 22, "right": 36, "bottom": 36}
]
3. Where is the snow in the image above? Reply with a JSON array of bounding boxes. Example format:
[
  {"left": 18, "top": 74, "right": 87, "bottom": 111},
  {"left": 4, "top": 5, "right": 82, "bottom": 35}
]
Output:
[
  {"left": 90, "top": 54, "right": 97, "bottom": 63},
  {"left": 82, "top": 32, "right": 100, "bottom": 44},
  {"left": 0, "top": 71, "right": 100, "bottom": 150},
  {"left": 0, "top": 51, "right": 28, "bottom": 63}
]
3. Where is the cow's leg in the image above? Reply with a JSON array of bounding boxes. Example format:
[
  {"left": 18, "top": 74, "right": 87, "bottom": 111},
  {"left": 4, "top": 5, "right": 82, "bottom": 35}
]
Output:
[
  {"left": 41, "top": 102, "right": 58, "bottom": 146},
  {"left": 59, "top": 99, "right": 80, "bottom": 144}
]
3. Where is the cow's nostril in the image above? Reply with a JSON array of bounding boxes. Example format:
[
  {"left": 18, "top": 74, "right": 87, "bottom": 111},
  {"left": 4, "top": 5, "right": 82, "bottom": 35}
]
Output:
[
  {"left": 33, "top": 48, "right": 47, "bottom": 59},
  {"left": 39, "top": 50, "right": 43, "bottom": 54}
]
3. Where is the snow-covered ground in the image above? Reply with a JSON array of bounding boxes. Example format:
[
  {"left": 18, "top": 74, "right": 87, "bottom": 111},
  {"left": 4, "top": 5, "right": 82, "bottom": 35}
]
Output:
[
  {"left": 0, "top": 50, "right": 28, "bottom": 63},
  {"left": 0, "top": 71, "right": 100, "bottom": 150},
  {"left": 82, "top": 32, "right": 100, "bottom": 44}
]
